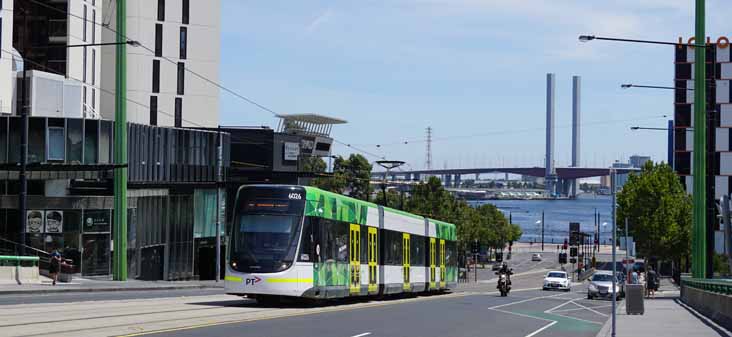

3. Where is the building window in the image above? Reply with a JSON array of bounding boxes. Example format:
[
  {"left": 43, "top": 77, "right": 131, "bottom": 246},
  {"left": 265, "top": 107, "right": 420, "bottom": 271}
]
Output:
[
  {"left": 155, "top": 24, "right": 163, "bottom": 57},
  {"left": 157, "top": 0, "right": 165, "bottom": 21},
  {"left": 179, "top": 27, "right": 187, "bottom": 60},
  {"left": 182, "top": 0, "right": 189, "bottom": 24},
  {"left": 83, "top": 5, "right": 87, "bottom": 42},
  {"left": 48, "top": 127, "right": 65, "bottom": 161},
  {"left": 150, "top": 96, "right": 158, "bottom": 125},
  {"left": 83, "top": 87, "right": 87, "bottom": 114},
  {"left": 177, "top": 62, "right": 184, "bottom": 95},
  {"left": 152, "top": 60, "right": 160, "bottom": 93},
  {"left": 91, "top": 49, "right": 96, "bottom": 85},
  {"left": 175, "top": 98, "right": 182, "bottom": 127},
  {"left": 92, "top": 9, "right": 96, "bottom": 43},
  {"left": 91, "top": 88, "right": 96, "bottom": 110},
  {"left": 83, "top": 46, "right": 87, "bottom": 82}
]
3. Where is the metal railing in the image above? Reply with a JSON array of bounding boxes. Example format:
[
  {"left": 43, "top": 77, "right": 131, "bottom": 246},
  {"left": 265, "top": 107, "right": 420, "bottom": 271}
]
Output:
[{"left": 682, "top": 277, "right": 732, "bottom": 295}]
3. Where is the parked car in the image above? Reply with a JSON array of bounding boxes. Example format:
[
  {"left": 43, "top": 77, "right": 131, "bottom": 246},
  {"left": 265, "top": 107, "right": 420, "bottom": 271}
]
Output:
[
  {"left": 587, "top": 271, "right": 624, "bottom": 300},
  {"left": 531, "top": 253, "right": 542, "bottom": 261},
  {"left": 543, "top": 271, "right": 571, "bottom": 292},
  {"left": 491, "top": 263, "right": 502, "bottom": 271}
]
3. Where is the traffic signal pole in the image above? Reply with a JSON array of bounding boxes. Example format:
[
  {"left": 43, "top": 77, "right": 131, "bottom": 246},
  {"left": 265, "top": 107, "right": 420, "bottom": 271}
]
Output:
[
  {"left": 691, "top": 0, "right": 707, "bottom": 279},
  {"left": 112, "top": 0, "right": 128, "bottom": 281}
]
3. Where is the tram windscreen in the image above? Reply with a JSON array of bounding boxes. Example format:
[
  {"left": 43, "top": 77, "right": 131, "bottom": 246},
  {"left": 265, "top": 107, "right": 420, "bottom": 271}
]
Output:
[{"left": 229, "top": 187, "right": 306, "bottom": 273}]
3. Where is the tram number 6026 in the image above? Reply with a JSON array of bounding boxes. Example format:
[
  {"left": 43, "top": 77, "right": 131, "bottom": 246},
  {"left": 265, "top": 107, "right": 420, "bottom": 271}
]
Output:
[{"left": 288, "top": 193, "right": 302, "bottom": 200}]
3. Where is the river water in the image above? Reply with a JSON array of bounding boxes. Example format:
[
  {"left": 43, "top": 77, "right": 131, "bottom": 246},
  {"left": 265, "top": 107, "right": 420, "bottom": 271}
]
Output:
[{"left": 470, "top": 194, "right": 613, "bottom": 244}]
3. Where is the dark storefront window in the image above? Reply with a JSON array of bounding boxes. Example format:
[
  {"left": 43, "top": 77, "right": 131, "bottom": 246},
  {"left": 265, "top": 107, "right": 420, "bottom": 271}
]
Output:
[
  {"left": 82, "top": 233, "right": 110, "bottom": 276},
  {"left": 84, "top": 119, "right": 98, "bottom": 164},
  {"left": 0, "top": 117, "right": 7, "bottom": 162},
  {"left": 8, "top": 118, "right": 19, "bottom": 163},
  {"left": 28, "top": 118, "right": 45, "bottom": 163},
  {"left": 67, "top": 119, "right": 83, "bottom": 163}
]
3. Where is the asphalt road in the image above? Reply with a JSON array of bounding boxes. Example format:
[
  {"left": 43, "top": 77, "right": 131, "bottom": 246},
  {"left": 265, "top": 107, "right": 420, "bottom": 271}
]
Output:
[{"left": 143, "top": 288, "right": 611, "bottom": 337}]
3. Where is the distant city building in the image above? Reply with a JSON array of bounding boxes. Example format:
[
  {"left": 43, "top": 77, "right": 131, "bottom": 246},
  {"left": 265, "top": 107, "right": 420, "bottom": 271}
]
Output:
[
  {"left": 612, "top": 161, "right": 631, "bottom": 189},
  {"left": 629, "top": 155, "right": 651, "bottom": 168}
]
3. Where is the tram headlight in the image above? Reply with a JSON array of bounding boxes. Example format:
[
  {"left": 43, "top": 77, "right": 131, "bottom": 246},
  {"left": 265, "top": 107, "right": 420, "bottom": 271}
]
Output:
[{"left": 231, "top": 261, "right": 237, "bottom": 268}]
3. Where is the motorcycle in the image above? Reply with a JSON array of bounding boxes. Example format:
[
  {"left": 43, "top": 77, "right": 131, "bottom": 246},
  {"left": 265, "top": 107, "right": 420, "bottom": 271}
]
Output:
[{"left": 496, "top": 270, "right": 512, "bottom": 296}]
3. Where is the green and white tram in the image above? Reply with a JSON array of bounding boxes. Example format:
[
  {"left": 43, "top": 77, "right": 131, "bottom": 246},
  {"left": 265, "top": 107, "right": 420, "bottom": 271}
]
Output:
[{"left": 225, "top": 185, "right": 458, "bottom": 300}]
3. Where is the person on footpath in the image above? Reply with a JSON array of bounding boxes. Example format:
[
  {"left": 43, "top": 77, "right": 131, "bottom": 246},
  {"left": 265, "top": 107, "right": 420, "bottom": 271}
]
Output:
[
  {"left": 647, "top": 266, "right": 659, "bottom": 298},
  {"left": 49, "top": 248, "right": 62, "bottom": 286}
]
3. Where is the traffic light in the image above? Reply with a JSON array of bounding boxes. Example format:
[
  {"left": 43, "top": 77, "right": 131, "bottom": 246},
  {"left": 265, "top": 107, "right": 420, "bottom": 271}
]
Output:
[
  {"left": 495, "top": 252, "right": 503, "bottom": 263},
  {"left": 570, "top": 247, "right": 578, "bottom": 257},
  {"left": 558, "top": 252, "right": 567, "bottom": 264},
  {"left": 471, "top": 240, "right": 479, "bottom": 254},
  {"left": 563, "top": 239, "right": 568, "bottom": 250}
]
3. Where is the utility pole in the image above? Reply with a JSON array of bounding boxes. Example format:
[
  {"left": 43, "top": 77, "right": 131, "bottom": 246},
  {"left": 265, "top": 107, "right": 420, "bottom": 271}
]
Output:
[
  {"left": 625, "top": 217, "right": 630, "bottom": 280},
  {"left": 215, "top": 127, "right": 223, "bottom": 282},
  {"left": 691, "top": 0, "right": 708, "bottom": 279},
  {"left": 112, "top": 0, "right": 128, "bottom": 281},
  {"left": 721, "top": 196, "right": 732, "bottom": 276},
  {"left": 541, "top": 210, "right": 545, "bottom": 251},
  {"left": 18, "top": 6, "right": 28, "bottom": 256},
  {"left": 611, "top": 169, "right": 617, "bottom": 337}
]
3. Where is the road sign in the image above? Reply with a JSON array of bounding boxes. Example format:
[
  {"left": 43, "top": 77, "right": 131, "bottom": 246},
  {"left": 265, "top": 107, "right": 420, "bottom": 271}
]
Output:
[{"left": 570, "top": 247, "right": 578, "bottom": 257}]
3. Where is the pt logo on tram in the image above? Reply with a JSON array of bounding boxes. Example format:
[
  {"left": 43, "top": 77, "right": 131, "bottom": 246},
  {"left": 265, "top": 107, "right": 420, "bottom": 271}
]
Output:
[{"left": 245, "top": 276, "right": 262, "bottom": 285}]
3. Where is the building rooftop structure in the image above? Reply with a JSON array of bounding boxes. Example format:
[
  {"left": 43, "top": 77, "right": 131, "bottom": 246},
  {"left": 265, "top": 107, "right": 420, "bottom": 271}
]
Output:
[{"left": 275, "top": 113, "right": 347, "bottom": 137}]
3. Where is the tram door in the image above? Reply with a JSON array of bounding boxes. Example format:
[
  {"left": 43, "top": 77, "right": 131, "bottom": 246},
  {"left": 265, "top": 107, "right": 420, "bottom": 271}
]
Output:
[
  {"left": 350, "top": 224, "right": 361, "bottom": 295},
  {"left": 367, "top": 227, "right": 378, "bottom": 293},
  {"left": 429, "top": 238, "right": 436, "bottom": 289},
  {"left": 402, "top": 233, "right": 411, "bottom": 290},
  {"left": 440, "top": 239, "right": 446, "bottom": 288}
]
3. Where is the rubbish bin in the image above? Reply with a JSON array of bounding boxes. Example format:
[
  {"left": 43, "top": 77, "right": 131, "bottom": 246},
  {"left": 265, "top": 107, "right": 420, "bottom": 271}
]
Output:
[{"left": 625, "top": 284, "right": 645, "bottom": 315}]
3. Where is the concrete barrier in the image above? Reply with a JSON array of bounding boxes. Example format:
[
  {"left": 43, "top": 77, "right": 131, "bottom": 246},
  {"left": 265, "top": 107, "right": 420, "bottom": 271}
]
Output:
[
  {"left": 681, "top": 282, "right": 732, "bottom": 332},
  {"left": 0, "top": 256, "right": 40, "bottom": 285}
]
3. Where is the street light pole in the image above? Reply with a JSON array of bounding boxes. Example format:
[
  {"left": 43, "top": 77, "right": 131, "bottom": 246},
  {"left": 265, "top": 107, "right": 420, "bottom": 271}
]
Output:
[
  {"left": 611, "top": 169, "right": 617, "bottom": 337},
  {"left": 692, "top": 0, "right": 708, "bottom": 279},
  {"left": 112, "top": 0, "right": 129, "bottom": 281},
  {"left": 541, "top": 210, "right": 545, "bottom": 251},
  {"left": 375, "top": 160, "right": 405, "bottom": 208},
  {"left": 18, "top": 7, "right": 28, "bottom": 255}
]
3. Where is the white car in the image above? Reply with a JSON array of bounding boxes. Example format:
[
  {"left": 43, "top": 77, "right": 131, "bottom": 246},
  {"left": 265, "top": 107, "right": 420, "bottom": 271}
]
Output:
[
  {"left": 542, "top": 271, "right": 571, "bottom": 291},
  {"left": 532, "top": 253, "right": 542, "bottom": 261}
]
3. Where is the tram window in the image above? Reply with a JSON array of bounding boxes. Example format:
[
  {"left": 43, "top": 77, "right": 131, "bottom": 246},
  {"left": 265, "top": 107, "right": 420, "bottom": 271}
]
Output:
[
  {"left": 321, "top": 219, "right": 349, "bottom": 262},
  {"left": 446, "top": 241, "right": 457, "bottom": 266},
  {"left": 384, "top": 230, "right": 402, "bottom": 265},
  {"left": 410, "top": 235, "right": 425, "bottom": 266},
  {"left": 298, "top": 217, "right": 317, "bottom": 262},
  {"left": 361, "top": 226, "right": 368, "bottom": 262}
]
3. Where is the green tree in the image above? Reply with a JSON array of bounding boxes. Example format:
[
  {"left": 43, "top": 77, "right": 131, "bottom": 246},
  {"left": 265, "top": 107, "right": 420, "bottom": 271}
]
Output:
[{"left": 616, "top": 162, "right": 692, "bottom": 263}]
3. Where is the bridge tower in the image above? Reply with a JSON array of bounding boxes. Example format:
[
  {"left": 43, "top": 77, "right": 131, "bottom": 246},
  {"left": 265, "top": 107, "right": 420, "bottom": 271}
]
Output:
[
  {"left": 571, "top": 76, "right": 582, "bottom": 198},
  {"left": 545, "top": 73, "right": 557, "bottom": 196}
]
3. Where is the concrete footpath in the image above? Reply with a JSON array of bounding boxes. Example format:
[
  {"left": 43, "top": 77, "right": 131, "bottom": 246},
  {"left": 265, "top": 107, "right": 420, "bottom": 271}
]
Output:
[
  {"left": 0, "top": 276, "right": 223, "bottom": 295},
  {"left": 595, "top": 279, "right": 732, "bottom": 337}
]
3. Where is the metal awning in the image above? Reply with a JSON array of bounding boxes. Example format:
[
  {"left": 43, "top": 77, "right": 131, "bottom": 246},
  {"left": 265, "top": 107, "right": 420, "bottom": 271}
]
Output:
[{"left": 276, "top": 113, "right": 347, "bottom": 137}]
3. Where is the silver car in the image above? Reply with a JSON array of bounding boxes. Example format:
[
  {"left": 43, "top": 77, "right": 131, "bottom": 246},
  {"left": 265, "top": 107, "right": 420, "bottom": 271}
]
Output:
[{"left": 587, "top": 271, "right": 624, "bottom": 300}]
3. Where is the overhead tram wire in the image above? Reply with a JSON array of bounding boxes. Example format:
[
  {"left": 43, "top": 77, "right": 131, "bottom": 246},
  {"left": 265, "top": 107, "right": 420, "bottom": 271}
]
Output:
[
  {"left": 357, "top": 114, "right": 669, "bottom": 148},
  {"left": 21, "top": 0, "right": 395, "bottom": 163}
]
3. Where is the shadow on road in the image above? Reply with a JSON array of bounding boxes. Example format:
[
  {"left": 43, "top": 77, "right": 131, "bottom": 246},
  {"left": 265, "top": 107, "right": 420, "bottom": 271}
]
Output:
[{"left": 189, "top": 291, "right": 454, "bottom": 309}]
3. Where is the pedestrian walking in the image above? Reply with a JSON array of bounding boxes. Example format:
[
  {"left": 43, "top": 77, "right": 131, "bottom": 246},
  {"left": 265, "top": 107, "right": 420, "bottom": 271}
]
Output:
[
  {"left": 49, "top": 248, "right": 62, "bottom": 286},
  {"left": 647, "top": 266, "right": 659, "bottom": 298}
]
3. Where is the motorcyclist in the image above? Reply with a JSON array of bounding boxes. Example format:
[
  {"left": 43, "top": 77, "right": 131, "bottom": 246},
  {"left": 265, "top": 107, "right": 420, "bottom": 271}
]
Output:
[{"left": 498, "top": 262, "right": 513, "bottom": 285}]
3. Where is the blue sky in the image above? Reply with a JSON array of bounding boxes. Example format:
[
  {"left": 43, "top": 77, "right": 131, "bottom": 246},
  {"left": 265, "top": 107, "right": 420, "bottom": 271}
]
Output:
[{"left": 218, "top": 1, "right": 729, "bottom": 170}]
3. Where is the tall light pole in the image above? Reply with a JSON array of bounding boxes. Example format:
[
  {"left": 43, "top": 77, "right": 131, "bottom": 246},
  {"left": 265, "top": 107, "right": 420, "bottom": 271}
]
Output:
[
  {"left": 375, "top": 160, "right": 405, "bottom": 207},
  {"left": 611, "top": 169, "right": 617, "bottom": 337},
  {"left": 113, "top": 0, "right": 129, "bottom": 281}
]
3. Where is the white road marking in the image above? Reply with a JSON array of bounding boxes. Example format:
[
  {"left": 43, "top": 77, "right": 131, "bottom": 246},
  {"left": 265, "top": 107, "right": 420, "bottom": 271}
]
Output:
[
  {"left": 525, "top": 321, "right": 557, "bottom": 337},
  {"left": 488, "top": 292, "right": 566, "bottom": 309},
  {"left": 551, "top": 304, "right": 612, "bottom": 314},
  {"left": 351, "top": 333, "right": 372, "bottom": 337},
  {"left": 543, "top": 298, "right": 576, "bottom": 313},
  {"left": 489, "top": 308, "right": 555, "bottom": 323},
  {"left": 569, "top": 300, "right": 609, "bottom": 317}
]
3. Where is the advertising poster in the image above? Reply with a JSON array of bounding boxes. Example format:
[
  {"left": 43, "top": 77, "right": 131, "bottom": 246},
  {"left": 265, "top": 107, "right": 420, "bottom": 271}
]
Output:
[
  {"left": 26, "top": 210, "right": 44, "bottom": 234},
  {"left": 45, "top": 210, "right": 64, "bottom": 233}
]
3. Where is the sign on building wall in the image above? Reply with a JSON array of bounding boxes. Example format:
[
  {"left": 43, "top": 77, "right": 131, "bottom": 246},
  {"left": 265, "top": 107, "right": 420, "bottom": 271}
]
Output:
[
  {"left": 284, "top": 142, "right": 300, "bottom": 161},
  {"left": 26, "top": 211, "right": 45, "bottom": 233},
  {"left": 45, "top": 211, "right": 64, "bottom": 233}
]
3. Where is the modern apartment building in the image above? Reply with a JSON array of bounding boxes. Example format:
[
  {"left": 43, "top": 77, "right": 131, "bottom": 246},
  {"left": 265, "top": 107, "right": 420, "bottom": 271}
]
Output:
[
  {"left": 674, "top": 42, "right": 729, "bottom": 255},
  {"left": 100, "top": 0, "right": 221, "bottom": 127},
  {"left": 0, "top": 0, "right": 14, "bottom": 115}
]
